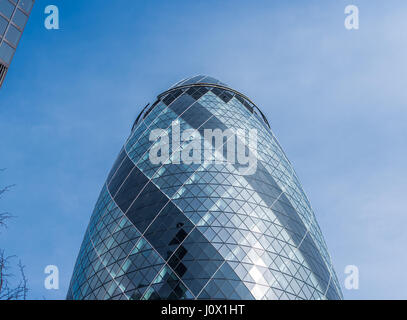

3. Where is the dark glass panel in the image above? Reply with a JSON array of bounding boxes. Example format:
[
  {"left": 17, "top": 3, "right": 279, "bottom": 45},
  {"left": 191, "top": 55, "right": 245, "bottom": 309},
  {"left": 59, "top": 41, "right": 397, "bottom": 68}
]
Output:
[
  {"left": 125, "top": 182, "right": 169, "bottom": 233},
  {"left": 106, "top": 148, "right": 127, "bottom": 184},
  {"left": 162, "top": 89, "right": 184, "bottom": 106},
  {"left": 144, "top": 201, "right": 194, "bottom": 258},
  {"left": 185, "top": 86, "right": 209, "bottom": 100},
  {"left": 211, "top": 87, "right": 234, "bottom": 103},
  {"left": 169, "top": 228, "right": 224, "bottom": 296},
  {"left": 168, "top": 93, "right": 195, "bottom": 115},
  {"left": 107, "top": 154, "right": 135, "bottom": 197},
  {"left": 180, "top": 102, "right": 213, "bottom": 129},
  {"left": 114, "top": 166, "right": 150, "bottom": 213}
]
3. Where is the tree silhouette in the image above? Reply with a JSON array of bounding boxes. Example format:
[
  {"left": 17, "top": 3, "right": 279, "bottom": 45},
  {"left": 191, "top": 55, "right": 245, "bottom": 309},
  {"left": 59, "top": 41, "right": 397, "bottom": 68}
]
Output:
[{"left": 0, "top": 171, "right": 28, "bottom": 300}]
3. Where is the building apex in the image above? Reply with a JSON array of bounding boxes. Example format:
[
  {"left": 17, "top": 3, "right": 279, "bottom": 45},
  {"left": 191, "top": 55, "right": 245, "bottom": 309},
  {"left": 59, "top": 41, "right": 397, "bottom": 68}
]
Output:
[{"left": 170, "top": 75, "right": 229, "bottom": 89}]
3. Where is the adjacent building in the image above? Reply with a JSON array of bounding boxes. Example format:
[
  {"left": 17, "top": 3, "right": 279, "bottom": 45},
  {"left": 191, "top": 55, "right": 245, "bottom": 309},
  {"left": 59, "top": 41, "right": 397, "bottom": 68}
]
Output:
[
  {"left": 0, "top": 0, "right": 34, "bottom": 88},
  {"left": 67, "top": 75, "right": 342, "bottom": 300}
]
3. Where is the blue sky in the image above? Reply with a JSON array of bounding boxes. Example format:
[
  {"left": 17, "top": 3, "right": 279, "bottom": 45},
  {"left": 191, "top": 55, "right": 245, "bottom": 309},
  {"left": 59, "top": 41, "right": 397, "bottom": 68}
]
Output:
[{"left": 1, "top": 0, "right": 406, "bottom": 299}]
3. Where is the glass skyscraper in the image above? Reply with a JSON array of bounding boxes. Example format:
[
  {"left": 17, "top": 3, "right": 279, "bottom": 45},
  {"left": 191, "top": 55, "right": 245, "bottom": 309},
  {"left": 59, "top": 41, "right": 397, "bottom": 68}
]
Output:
[
  {"left": 67, "top": 75, "right": 342, "bottom": 300},
  {"left": 0, "top": 0, "right": 34, "bottom": 88}
]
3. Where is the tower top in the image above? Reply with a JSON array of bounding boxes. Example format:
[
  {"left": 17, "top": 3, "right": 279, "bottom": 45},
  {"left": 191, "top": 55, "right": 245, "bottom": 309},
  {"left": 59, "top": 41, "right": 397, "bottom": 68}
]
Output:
[{"left": 170, "top": 75, "right": 229, "bottom": 89}]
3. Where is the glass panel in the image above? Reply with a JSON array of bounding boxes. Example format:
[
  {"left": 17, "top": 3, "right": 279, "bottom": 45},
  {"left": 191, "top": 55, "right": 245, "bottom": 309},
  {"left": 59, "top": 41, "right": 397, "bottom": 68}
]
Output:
[
  {"left": 5, "top": 23, "right": 20, "bottom": 46},
  {"left": 18, "top": 0, "right": 33, "bottom": 13},
  {"left": 12, "top": 8, "right": 27, "bottom": 29},
  {"left": 0, "top": 41, "right": 14, "bottom": 64},
  {"left": 0, "top": 0, "right": 14, "bottom": 19},
  {"left": 0, "top": 14, "right": 7, "bottom": 36}
]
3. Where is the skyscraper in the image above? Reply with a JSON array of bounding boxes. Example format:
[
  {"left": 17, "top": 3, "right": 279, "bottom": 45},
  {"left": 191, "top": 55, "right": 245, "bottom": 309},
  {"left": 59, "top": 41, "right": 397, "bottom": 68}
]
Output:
[
  {"left": 67, "top": 75, "right": 342, "bottom": 300},
  {"left": 0, "top": 0, "right": 34, "bottom": 88}
]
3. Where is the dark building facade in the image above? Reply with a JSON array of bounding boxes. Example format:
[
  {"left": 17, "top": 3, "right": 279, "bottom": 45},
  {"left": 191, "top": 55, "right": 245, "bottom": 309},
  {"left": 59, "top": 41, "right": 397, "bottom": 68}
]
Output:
[
  {"left": 67, "top": 75, "right": 342, "bottom": 300},
  {"left": 0, "top": 0, "right": 34, "bottom": 88}
]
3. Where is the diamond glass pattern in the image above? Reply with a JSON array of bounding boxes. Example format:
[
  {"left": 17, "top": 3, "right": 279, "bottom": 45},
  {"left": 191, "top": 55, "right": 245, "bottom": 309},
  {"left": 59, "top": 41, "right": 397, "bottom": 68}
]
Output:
[{"left": 67, "top": 75, "right": 342, "bottom": 300}]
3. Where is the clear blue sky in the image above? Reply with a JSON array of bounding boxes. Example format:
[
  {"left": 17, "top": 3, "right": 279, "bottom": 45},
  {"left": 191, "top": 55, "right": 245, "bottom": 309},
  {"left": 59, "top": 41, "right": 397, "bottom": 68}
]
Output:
[{"left": 1, "top": 0, "right": 406, "bottom": 299}]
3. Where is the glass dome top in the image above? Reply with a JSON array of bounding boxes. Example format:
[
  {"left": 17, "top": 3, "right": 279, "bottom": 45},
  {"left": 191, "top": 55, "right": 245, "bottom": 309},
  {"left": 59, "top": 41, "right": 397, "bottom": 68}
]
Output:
[{"left": 170, "top": 75, "right": 229, "bottom": 89}]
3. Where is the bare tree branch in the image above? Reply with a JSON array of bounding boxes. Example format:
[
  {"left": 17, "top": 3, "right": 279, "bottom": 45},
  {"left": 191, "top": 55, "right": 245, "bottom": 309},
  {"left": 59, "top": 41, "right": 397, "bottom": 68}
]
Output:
[
  {"left": 0, "top": 182, "right": 15, "bottom": 230},
  {"left": 0, "top": 171, "right": 28, "bottom": 300},
  {"left": 18, "top": 260, "right": 29, "bottom": 300}
]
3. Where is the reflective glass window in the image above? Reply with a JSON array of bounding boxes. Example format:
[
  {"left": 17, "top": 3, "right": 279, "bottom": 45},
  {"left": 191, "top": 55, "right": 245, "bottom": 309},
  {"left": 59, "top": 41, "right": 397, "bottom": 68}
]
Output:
[
  {"left": 0, "top": 0, "right": 14, "bottom": 19},
  {"left": 0, "top": 41, "right": 14, "bottom": 64},
  {"left": 5, "top": 23, "right": 20, "bottom": 46},
  {"left": 0, "top": 14, "right": 7, "bottom": 36},
  {"left": 18, "top": 0, "right": 33, "bottom": 13},
  {"left": 12, "top": 8, "right": 27, "bottom": 29}
]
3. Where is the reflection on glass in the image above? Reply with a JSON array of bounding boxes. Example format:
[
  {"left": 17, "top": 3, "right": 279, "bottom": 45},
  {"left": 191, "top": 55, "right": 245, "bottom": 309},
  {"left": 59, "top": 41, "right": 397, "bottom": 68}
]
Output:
[
  {"left": 6, "top": 24, "right": 21, "bottom": 46},
  {"left": 18, "top": 0, "right": 33, "bottom": 13},
  {"left": 12, "top": 8, "right": 28, "bottom": 29},
  {"left": 0, "top": 0, "right": 15, "bottom": 19},
  {"left": 0, "top": 14, "right": 8, "bottom": 36},
  {"left": 0, "top": 41, "right": 14, "bottom": 64},
  {"left": 66, "top": 76, "right": 343, "bottom": 300}
]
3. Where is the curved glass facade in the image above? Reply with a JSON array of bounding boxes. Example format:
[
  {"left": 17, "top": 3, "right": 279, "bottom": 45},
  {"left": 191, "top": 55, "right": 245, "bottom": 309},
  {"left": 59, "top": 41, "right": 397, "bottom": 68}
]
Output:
[{"left": 67, "top": 75, "right": 342, "bottom": 300}]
